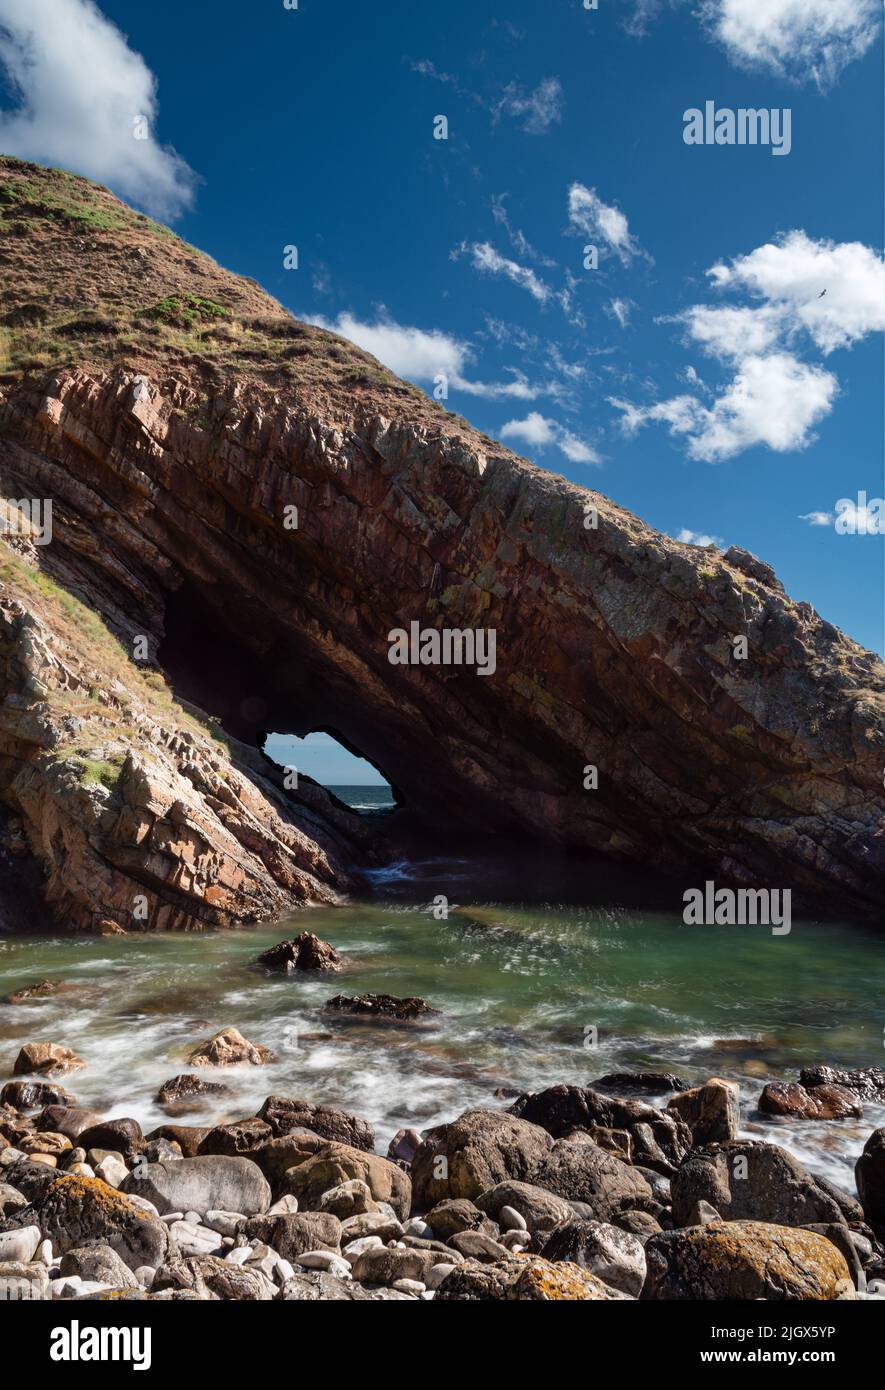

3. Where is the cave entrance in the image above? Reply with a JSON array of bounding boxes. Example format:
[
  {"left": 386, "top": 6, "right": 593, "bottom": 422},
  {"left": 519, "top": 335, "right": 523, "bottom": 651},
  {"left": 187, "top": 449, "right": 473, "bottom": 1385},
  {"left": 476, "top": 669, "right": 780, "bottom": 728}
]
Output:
[{"left": 262, "top": 729, "right": 396, "bottom": 815}]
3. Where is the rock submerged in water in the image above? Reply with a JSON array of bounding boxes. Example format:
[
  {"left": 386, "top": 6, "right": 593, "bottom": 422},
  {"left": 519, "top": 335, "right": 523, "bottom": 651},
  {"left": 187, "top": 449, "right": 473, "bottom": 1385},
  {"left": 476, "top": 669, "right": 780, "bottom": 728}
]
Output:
[
  {"left": 12, "top": 1043, "right": 85, "bottom": 1079},
  {"left": 188, "top": 1027, "right": 275, "bottom": 1067},
  {"left": 156, "top": 1074, "right": 233, "bottom": 1113},
  {"left": 257, "top": 933, "right": 342, "bottom": 973},
  {"left": 323, "top": 993, "right": 439, "bottom": 1021},
  {"left": 759, "top": 1081, "right": 863, "bottom": 1121},
  {"left": 1, "top": 1080, "right": 76, "bottom": 1111},
  {"left": 800, "top": 1066, "right": 885, "bottom": 1102},
  {"left": 6, "top": 979, "right": 76, "bottom": 1005}
]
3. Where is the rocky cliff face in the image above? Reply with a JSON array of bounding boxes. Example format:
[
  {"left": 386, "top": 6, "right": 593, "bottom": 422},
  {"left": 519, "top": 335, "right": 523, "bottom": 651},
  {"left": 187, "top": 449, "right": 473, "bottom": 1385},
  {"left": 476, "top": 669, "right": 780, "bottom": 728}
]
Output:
[{"left": 0, "top": 158, "right": 883, "bottom": 927}]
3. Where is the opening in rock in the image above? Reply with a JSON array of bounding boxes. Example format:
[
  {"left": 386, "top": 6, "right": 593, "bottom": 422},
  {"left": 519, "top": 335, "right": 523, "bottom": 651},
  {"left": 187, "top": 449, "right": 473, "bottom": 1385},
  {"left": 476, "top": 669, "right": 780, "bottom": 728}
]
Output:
[{"left": 263, "top": 730, "right": 396, "bottom": 815}]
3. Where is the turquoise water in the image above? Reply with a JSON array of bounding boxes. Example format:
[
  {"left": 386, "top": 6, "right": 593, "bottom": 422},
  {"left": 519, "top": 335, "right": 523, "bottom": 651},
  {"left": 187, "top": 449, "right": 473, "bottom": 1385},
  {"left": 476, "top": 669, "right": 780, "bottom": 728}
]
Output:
[{"left": 1, "top": 871, "right": 882, "bottom": 1195}]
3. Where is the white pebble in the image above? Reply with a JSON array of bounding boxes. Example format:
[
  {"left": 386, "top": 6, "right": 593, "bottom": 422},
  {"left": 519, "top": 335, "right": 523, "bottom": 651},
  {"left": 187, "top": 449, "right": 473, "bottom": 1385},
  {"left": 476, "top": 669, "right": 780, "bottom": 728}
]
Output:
[
  {"left": 502, "top": 1229, "right": 531, "bottom": 1250},
  {"left": 426, "top": 1262, "right": 457, "bottom": 1289},
  {"left": 0, "top": 1225, "right": 41, "bottom": 1263},
  {"left": 296, "top": 1250, "right": 352, "bottom": 1278},
  {"left": 203, "top": 1210, "right": 245, "bottom": 1237},
  {"left": 342, "top": 1236, "right": 383, "bottom": 1264},
  {"left": 499, "top": 1205, "right": 528, "bottom": 1232},
  {"left": 401, "top": 1218, "right": 433, "bottom": 1239},
  {"left": 392, "top": 1278, "right": 426, "bottom": 1295}
]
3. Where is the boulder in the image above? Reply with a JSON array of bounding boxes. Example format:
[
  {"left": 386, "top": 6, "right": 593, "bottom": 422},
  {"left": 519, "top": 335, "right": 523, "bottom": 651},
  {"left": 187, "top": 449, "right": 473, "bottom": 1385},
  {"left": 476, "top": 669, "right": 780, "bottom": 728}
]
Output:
[
  {"left": 257, "top": 933, "right": 342, "bottom": 973},
  {"left": 77, "top": 1118, "right": 144, "bottom": 1162},
  {"left": 642, "top": 1221, "right": 854, "bottom": 1300},
  {"left": 0, "top": 1182, "right": 29, "bottom": 1217},
  {"left": 120, "top": 1156, "right": 271, "bottom": 1217},
  {"left": 529, "top": 1140, "right": 654, "bottom": 1221},
  {"left": 280, "top": 1142, "right": 411, "bottom": 1220},
  {"left": 188, "top": 1027, "right": 274, "bottom": 1067},
  {"left": 152, "top": 1254, "right": 275, "bottom": 1300},
  {"left": 144, "top": 1125, "right": 209, "bottom": 1158},
  {"left": 252, "top": 1130, "right": 328, "bottom": 1183},
  {"left": 278, "top": 1270, "right": 411, "bottom": 1301},
  {"left": 666, "top": 1078, "right": 741, "bottom": 1144},
  {"left": 316, "top": 1179, "right": 378, "bottom": 1219},
  {"left": 435, "top": 1254, "right": 621, "bottom": 1300},
  {"left": 855, "top": 1128, "right": 885, "bottom": 1234},
  {"left": 12, "top": 1043, "right": 84, "bottom": 1078},
  {"left": 0, "top": 1260, "right": 50, "bottom": 1300},
  {"left": 323, "top": 994, "right": 439, "bottom": 1021},
  {"left": 672, "top": 1142, "right": 863, "bottom": 1228},
  {"left": 474, "top": 1182, "right": 573, "bottom": 1237},
  {"left": 539, "top": 1219, "right": 647, "bottom": 1296},
  {"left": 425, "top": 1197, "right": 498, "bottom": 1240},
  {"left": 20, "top": 1132, "right": 71, "bottom": 1157},
  {"left": 800, "top": 1066, "right": 885, "bottom": 1101},
  {"left": 155, "top": 1074, "right": 231, "bottom": 1114},
  {"left": 511, "top": 1085, "right": 691, "bottom": 1176},
  {"left": 241, "top": 1211, "right": 341, "bottom": 1260},
  {"left": 59, "top": 1243, "right": 138, "bottom": 1288},
  {"left": 34, "top": 1106, "right": 103, "bottom": 1140},
  {"left": 350, "top": 1246, "right": 438, "bottom": 1285},
  {"left": 447, "top": 1230, "right": 510, "bottom": 1263},
  {"left": 256, "top": 1095, "right": 374, "bottom": 1150},
  {"left": 1, "top": 1080, "right": 74, "bottom": 1111},
  {"left": 198, "top": 1119, "right": 273, "bottom": 1157},
  {"left": 411, "top": 1110, "right": 553, "bottom": 1206},
  {"left": 0, "top": 1172, "right": 169, "bottom": 1270},
  {"left": 759, "top": 1082, "right": 863, "bottom": 1121},
  {"left": 612, "top": 1209, "right": 663, "bottom": 1240},
  {"left": 592, "top": 1073, "right": 688, "bottom": 1094}
]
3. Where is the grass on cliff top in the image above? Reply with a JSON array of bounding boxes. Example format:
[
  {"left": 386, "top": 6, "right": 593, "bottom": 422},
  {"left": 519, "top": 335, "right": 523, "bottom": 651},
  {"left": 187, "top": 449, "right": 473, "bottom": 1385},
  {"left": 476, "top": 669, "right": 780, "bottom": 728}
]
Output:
[{"left": 0, "top": 156, "right": 432, "bottom": 416}]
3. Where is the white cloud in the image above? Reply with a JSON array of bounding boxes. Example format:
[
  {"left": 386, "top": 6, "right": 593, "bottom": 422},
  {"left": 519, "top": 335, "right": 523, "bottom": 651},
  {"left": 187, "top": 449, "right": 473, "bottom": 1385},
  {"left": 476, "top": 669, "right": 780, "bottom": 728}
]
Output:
[
  {"left": 701, "top": 0, "right": 881, "bottom": 86},
  {"left": 501, "top": 412, "right": 601, "bottom": 465},
  {"left": 560, "top": 431, "right": 602, "bottom": 465},
  {"left": 0, "top": 0, "right": 196, "bottom": 218},
  {"left": 454, "top": 241, "right": 552, "bottom": 304},
  {"left": 675, "top": 303, "right": 783, "bottom": 360},
  {"left": 607, "top": 298, "right": 633, "bottom": 329},
  {"left": 304, "top": 311, "right": 544, "bottom": 402},
  {"left": 677, "top": 528, "right": 724, "bottom": 547},
  {"left": 611, "top": 353, "right": 838, "bottom": 462},
  {"left": 493, "top": 77, "right": 563, "bottom": 134},
  {"left": 567, "top": 183, "right": 646, "bottom": 265},
  {"left": 615, "top": 230, "right": 882, "bottom": 461},
  {"left": 708, "top": 231, "right": 885, "bottom": 355},
  {"left": 501, "top": 412, "right": 558, "bottom": 447},
  {"left": 799, "top": 510, "right": 833, "bottom": 525}
]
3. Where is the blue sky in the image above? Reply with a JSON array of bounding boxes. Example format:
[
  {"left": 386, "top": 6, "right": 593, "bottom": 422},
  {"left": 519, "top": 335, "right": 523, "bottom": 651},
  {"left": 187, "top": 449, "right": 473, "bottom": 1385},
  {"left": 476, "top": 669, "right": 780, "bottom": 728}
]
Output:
[{"left": 0, "top": 0, "right": 883, "bottom": 782}]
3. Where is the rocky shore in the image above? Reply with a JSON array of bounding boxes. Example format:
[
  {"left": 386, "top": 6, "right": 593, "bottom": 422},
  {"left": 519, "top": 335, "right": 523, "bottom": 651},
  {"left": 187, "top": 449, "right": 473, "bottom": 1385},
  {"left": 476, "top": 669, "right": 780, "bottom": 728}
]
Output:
[{"left": 2, "top": 1013, "right": 884, "bottom": 1301}]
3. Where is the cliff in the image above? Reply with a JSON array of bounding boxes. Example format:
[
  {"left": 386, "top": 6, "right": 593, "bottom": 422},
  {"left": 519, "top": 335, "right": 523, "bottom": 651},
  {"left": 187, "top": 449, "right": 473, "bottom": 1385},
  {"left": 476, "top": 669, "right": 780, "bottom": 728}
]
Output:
[{"left": 0, "top": 157, "right": 883, "bottom": 928}]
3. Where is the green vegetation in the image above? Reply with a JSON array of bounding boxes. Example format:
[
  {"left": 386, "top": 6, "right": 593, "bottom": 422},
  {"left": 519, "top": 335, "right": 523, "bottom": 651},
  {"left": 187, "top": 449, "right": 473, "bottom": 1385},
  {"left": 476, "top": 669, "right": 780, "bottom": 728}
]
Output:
[
  {"left": 0, "top": 173, "right": 129, "bottom": 232},
  {"left": 141, "top": 293, "right": 228, "bottom": 330},
  {"left": 75, "top": 756, "right": 124, "bottom": 791}
]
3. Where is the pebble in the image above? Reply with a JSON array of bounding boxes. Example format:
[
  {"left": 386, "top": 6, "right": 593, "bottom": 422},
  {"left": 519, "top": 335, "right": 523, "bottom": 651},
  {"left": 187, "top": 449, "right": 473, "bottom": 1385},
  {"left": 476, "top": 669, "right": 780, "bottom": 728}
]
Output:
[
  {"left": 170, "top": 1220, "right": 222, "bottom": 1257},
  {"left": 501, "top": 1229, "right": 531, "bottom": 1250},
  {"left": 203, "top": 1210, "right": 245, "bottom": 1237},
  {"left": 0, "top": 1225, "right": 41, "bottom": 1263},
  {"left": 426, "top": 1262, "right": 457, "bottom": 1289},
  {"left": 0, "top": 1149, "right": 24, "bottom": 1167},
  {"left": 295, "top": 1250, "right": 352, "bottom": 1279},
  {"left": 52, "top": 1277, "right": 113, "bottom": 1299},
  {"left": 392, "top": 1278, "right": 425, "bottom": 1295},
  {"left": 135, "top": 1266, "right": 156, "bottom": 1289},
  {"left": 266, "top": 1195, "right": 299, "bottom": 1216},
  {"left": 226, "top": 1246, "right": 252, "bottom": 1266},
  {"left": 402, "top": 1218, "right": 433, "bottom": 1239},
  {"left": 160, "top": 1212, "right": 185, "bottom": 1224},
  {"left": 38, "top": 1239, "right": 54, "bottom": 1265},
  {"left": 342, "top": 1236, "right": 384, "bottom": 1264},
  {"left": 499, "top": 1205, "right": 528, "bottom": 1232},
  {"left": 95, "top": 1154, "right": 128, "bottom": 1188}
]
